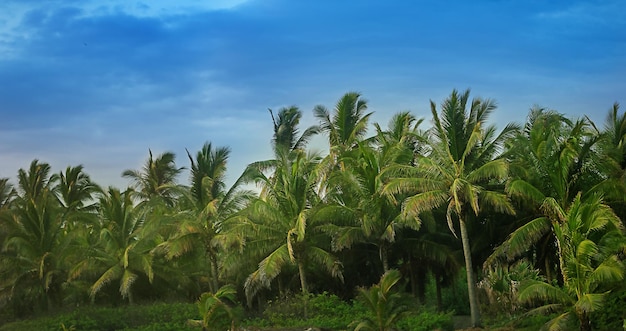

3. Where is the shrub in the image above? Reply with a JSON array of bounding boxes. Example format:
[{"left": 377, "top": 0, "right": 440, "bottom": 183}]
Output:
[
  {"left": 396, "top": 310, "right": 454, "bottom": 331},
  {"left": 252, "top": 292, "right": 366, "bottom": 330}
]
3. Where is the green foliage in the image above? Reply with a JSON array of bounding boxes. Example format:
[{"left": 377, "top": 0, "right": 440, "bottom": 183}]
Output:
[
  {"left": 351, "top": 270, "right": 408, "bottom": 331},
  {"left": 424, "top": 269, "right": 470, "bottom": 315},
  {"left": 592, "top": 284, "right": 626, "bottom": 331},
  {"left": 192, "top": 285, "right": 242, "bottom": 331},
  {"left": 517, "top": 194, "right": 625, "bottom": 331},
  {"left": 395, "top": 310, "right": 454, "bottom": 331},
  {"left": 0, "top": 302, "right": 197, "bottom": 331},
  {"left": 256, "top": 292, "right": 366, "bottom": 330},
  {"left": 479, "top": 259, "right": 544, "bottom": 315}
]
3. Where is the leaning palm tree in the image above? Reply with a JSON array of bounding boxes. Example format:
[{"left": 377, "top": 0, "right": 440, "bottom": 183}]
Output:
[
  {"left": 384, "top": 89, "right": 517, "bottom": 327},
  {"left": 517, "top": 193, "right": 625, "bottom": 331}
]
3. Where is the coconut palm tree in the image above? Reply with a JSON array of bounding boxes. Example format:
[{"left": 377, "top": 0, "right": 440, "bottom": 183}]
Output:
[
  {"left": 0, "top": 177, "right": 13, "bottom": 210},
  {"left": 517, "top": 193, "right": 625, "bottom": 331},
  {"left": 52, "top": 165, "right": 100, "bottom": 229},
  {"left": 314, "top": 92, "right": 372, "bottom": 179},
  {"left": 270, "top": 106, "right": 320, "bottom": 155},
  {"left": 384, "top": 89, "right": 517, "bottom": 327},
  {"left": 351, "top": 269, "right": 408, "bottom": 331},
  {"left": 487, "top": 109, "right": 604, "bottom": 280},
  {"left": 320, "top": 113, "right": 424, "bottom": 274},
  {"left": 238, "top": 148, "right": 341, "bottom": 300},
  {"left": 314, "top": 92, "right": 371, "bottom": 154},
  {"left": 0, "top": 160, "right": 66, "bottom": 311},
  {"left": 0, "top": 177, "right": 14, "bottom": 250},
  {"left": 154, "top": 142, "right": 253, "bottom": 293},
  {"left": 81, "top": 187, "right": 156, "bottom": 303},
  {"left": 596, "top": 103, "right": 626, "bottom": 222},
  {"left": 122, "top": 150, "right": 183, "bottom": 206},
  {"left": 220, "top": 106, "right": 340, "bottom": 301}
]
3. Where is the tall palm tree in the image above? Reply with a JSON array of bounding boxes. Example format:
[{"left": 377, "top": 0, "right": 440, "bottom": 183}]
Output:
[
  {"left": 122, "top": 150, "right": 183, "bottom": 206},
  {"left": 384, "top": 89, "right": 517, "bottom": 327}
]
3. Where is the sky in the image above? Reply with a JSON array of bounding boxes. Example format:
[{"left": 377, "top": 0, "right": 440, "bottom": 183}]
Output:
[{"left": 1, "top": 0, "right": 625, "bottom": 189}]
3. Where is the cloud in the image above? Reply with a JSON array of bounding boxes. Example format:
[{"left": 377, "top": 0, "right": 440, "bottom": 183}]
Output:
[{"left": 534, "top": 1, "right": 626, "bottom": 26}]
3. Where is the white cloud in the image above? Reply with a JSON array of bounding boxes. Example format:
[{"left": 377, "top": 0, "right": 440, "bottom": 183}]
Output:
[{"left": 534, "top": 1, "right": 626, "bottom": 25}]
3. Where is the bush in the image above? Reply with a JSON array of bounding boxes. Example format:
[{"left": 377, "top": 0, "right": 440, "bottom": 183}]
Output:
[
  {"left": 592, "top": 286, "right": 626, "bottom": 331},
  {"left": 252, "top": 292, "right": 366, "bottom": 330},
  {"left": 396, "top": 310, "right": 454, "bottom": 331}
]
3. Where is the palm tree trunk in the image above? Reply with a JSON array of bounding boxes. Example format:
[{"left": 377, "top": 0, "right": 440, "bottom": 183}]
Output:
[
  {"left": 579, "top": 312, "right": 591, "bottom": 331},
  {"left": 459, "top": 217, "right": 481, "bottom": 327},
  {"left": 297, "top": 260, "right": 309, "bottom": 319},
  {"left": 297, "top": 260, "right": 308, "bottom": 295},
  {"left": 379, "top": 244, "right": 389, "bottom": 273},
  {"left": 435, "top": 274, "right": 443, "bottom": 311},
  {"left": 416, "top": 267, "right": 427, "bottom": 305},
  {"left": 208, "top": 250, "right": 220, "bottom": 293}
]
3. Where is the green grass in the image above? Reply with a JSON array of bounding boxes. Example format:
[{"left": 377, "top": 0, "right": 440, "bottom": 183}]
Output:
[{"left": 0, "top": 302, "right": 197, "bottom": 331}]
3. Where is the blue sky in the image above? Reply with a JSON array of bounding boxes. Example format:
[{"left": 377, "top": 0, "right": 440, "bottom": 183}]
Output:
[{"left": 1, "top": 0, "right": 624, "bottom": 188}]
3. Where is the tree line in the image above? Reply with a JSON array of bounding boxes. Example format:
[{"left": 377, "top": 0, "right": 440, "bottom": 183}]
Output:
[{"left": 1, "top": 90, "right": 624, "bottom": 330}]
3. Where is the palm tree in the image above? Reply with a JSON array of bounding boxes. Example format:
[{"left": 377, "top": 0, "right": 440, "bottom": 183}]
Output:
[
  {"left": 596, "top": 103, "right": 626, "bottom": 222},
  {"left": 52, "top": 165, "right": 100, "bottom": 229},
  {"left": 220, "top": 106, "right": 341, "bottom": 301},
  {"left": 517, "top": 193, "right": 624, "bottom": 331},
  {"left": 384, "top": 89, "right": 517, "bottom": 327},
  {"left": 351, "top": 269, "right": 408, "bottom": 331},
  {"left": 487, "top": 109, "right": 604, "bottom": 281},
  {"left": 238, "top": 149, "right": 341, "bottom": 299},
  {"left": 155, "top": 142, "right": 253, "bottom": 293},
  {"left": 122, "top": 150, "right": 183, "bottom": 206},
  {"left": 80, "top": 187, "right": 155, "bottom": 303},
  {"left": 1, "top": 160, "right": 65, "bottom": 311},
  {"left": 314, "top": 92, "right": 372, "bottom": 175},
  {"left": 320, "top": 113, "right": 424, "bottom": 274},
  {"left": 0, "top": 177, "right": 14, "bottom": 210},
  {"left": 270, "top": 106, "right": 320, "bottom": 154},
  {"left": 0, "top": 177, "right": 14, "bottom": 248}
]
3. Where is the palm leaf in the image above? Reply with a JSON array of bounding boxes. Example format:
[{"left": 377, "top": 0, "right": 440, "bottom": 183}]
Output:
[{"left": 486, "top": 217, "right": 551, "bottom": 264}]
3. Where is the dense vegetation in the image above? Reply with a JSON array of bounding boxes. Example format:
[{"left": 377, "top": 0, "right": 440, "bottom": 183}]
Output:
[{"left": 1, "top": 90, "right": 625, "bottom": 330}]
